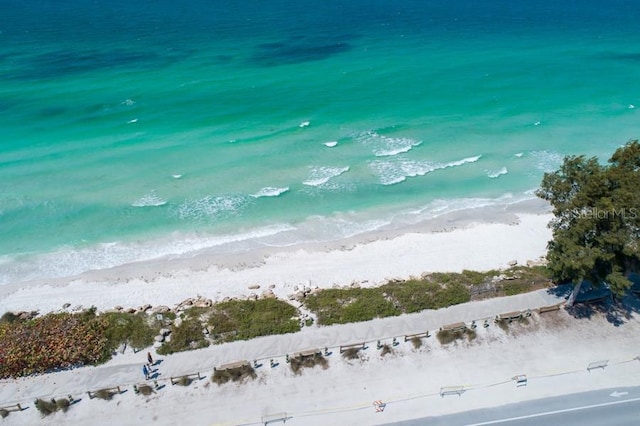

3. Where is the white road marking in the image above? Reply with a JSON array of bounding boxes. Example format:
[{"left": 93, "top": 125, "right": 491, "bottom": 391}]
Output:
[{"left": 467, "top": 396, "right": 640, "bottom": 425}]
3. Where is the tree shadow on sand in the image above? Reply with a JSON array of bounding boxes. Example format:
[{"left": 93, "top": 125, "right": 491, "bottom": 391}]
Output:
[{"left": 564, "top": 294, "right": 640, "bottom": 326}]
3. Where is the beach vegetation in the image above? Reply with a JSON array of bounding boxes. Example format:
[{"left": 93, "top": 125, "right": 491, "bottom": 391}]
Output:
[
  {"left": 0, "top": 408, "right": 9, "bottom": 418},
  {"left": 436, "top": 328, "right": 476, "bottom": 345},
  {"left": 342, "top": 347, "right": 362, "bottom": 360},
  {"left": 304, "top": 288, "right": 399, "bottom": 325},
  {"left": 0, "top": 312, "right": 20, "bottom": 324},
  {"left": 495, "top": 318, "right": 510, "bottom": 332},
  {"left": 536, "top": 140, "right": 640, "bottom": 302},
  {"left": 34, "top": 398, "right": 69, "bottom": 416},
  {"left": 380, "top": 344, "right": 393, "bottom": 357},
  {"left": 157, "top": 315, "right": 209, "bottom": 355},
  {"left": 211, "top": 364, "right": 257, "bottom": 385},
  {"left": 0, "top": 312, "right": 110, "bottom": 379},
  {"left": 138, "top": 384, "right": 154, "bottom": 396},
  {"left": 410, "top": 336, "right": 423, "bottom": 349},
  {"left": 93, "top": 389, "right": 117, "bottom": 400},
  {"left": 55, "top": 398, "right": 70, "bottom": 412},
  {"left": 304, "top": 277, "right": 471, "bottom": 325},
  {"left": 175, "top": 376, "right": 192, "bottom": 386},
  {"left": 206, "top": 298, "right": 300, "bottom": 342},
  {"left": 499, "top": 266, "right": 551, "bottom": 296},
  {"left": 290, "top": 353, "right": 328, "bottom": 375},
  {"left": 101, "top": 312, "right": 158, "bottom": 353}
]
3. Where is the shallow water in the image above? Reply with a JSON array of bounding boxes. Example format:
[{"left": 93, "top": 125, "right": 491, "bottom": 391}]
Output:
[{"left": 1, "top": 0, "right": 639, "bottom": 283}]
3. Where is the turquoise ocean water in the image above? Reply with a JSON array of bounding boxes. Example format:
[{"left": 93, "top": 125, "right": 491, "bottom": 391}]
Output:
[{"left": 1, "top": 0, "right": 639, "bottom": 284}]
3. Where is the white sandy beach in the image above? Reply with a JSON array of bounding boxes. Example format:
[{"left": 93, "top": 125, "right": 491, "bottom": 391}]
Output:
[{"left": 0, "top": 209, "right": 552, "bottom": 315}]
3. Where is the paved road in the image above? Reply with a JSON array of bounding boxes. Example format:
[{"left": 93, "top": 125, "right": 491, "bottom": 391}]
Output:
[{"left": 386, "top": 386, "right": 640, "bottom": 426}]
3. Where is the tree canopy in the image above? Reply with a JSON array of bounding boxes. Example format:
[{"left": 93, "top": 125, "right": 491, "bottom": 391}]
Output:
[{"left": 536, "top": 140, "right": 640, "bottom": 295}]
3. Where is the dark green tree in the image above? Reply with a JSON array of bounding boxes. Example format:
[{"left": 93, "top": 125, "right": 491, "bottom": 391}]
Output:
[{"left": 536, "top": 141, "right": 640, "bottom": 303}]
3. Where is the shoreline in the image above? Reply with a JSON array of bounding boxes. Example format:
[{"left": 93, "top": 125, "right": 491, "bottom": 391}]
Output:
[{"left": 0, "top": 199, "right": 552, "bottom": 315}]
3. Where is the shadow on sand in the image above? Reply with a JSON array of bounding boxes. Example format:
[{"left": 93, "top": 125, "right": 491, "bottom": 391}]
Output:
[{"left": 564, "top": 294, "right": 640, "bottom": 326}]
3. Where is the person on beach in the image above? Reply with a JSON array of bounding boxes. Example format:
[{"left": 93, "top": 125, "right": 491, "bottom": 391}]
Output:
[
  {"left": 147, "top": 351, "right": 153, "bottom": 365},
  {"left": 142, "top": 365, "right": 149, "bottom": 380}
]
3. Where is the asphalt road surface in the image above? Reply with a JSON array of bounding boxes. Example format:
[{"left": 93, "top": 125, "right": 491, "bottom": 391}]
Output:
[{"left": 386, "top": 386, "right": 640, "bottom": 426}]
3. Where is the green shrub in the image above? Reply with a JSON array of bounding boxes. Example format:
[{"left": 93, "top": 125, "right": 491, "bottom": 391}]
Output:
[
  {"left": 497, "top": 266, "right": 552, "bottom": 296},
  {"left": 175, "top": 376, "right": 191, "bottom": 386},
  {"left": 304, "top": 288, "right": 399, "bottom": 325},
  {"left": 305, "top": 277, "right": 470, "bottom": 325},
  {"left": 466, "top": 329, "right": 477, "bottom": 341},
  {"left": 207, "top": 299, "right": 300, "bottom": 342},
  {"left": 380, "top": 344, "right": 393, "bottom": 357},
  {"left": 211, "top": 365, "right": 256, "bottom": 385},
  {"left": 411, "top": 336, "right": 423, "bottom": 349},
  {"left": 34, "top": 399, "right": 59, "bottom": 417},
  {"left": 290, "top": 354, "right": 328, "bottom": 375},
  {"left": 93, "top": 389, "right": 116, "bottom": 400},
  {"left": 157, "top": 316, "right": 209, "bottom": 355},
  {"left": 138, "top": 384, "right": 154, "bottom": 396},
  {"left": 157, "top": 317, "right": 209, "bottom": 355},
  {"left": 0, "top": 312, "right": 20, "bottom": 324},
  {"left": 55, "top": 398, "right": 70, "bottom": 412},
  {"left": 102, "top": 312, "right": 158, "bottom": 353},
  {"left": 496, "top": 318, "right": 510, "bottom": 332},
  {"left": 342, "top": 347, "right": 362, "bottom": 360},
  {"left": 436, "top": 328, "right": 476, "bottom": 345}
]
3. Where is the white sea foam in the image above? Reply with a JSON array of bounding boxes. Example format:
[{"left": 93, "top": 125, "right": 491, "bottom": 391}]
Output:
[
  {"left": 299, "top": 121, "right": 310, "bottom": 128},
  {"left": 303, "top": 166, "right": 350, "bottom": 187},
  {"left": 370, "top": 155, "right": 482, "bottom": 186},
  {"left": 529, "top": 150, "right": 564, "bottom": 173},
  {"left": 251, "top": 187, "right": 290, "bottom": 198},
  {"left": 127, "top": 118, "right": 138, "bottom": 124},
  {"left": 534, "top": 121, "right": 541, "bottom": 126},
  {"left": 514, "top": 152, "right": 524, "bottom": 158},
  {"left": 177, "top": 194, "right": 249, "bottom": 221},
  {"left": 172, "top": 174, "right": 183, "bottom": 179},
  {"left": 121, "top": 99, "right": 135, "bottom": 106},
  {"left": 0, "top": 224, "right": 297, "bottom": 285},
  {"left": 132, "top": 191, "right": 167, "bottom": 207},
  {"left": 487, "top": 166, "right": 508, "bottom": 178},
  {"left": 357, "top": 130, "right": 422, "bottom": 157},
  {"left": 445, "top": 155, "right": 482, "bottom": 168},
  {"left": 629, "top": 104, "right": 635, "bottom": 109},
  {"left": 324, "top": 141, "right": 338, "bottom": 147}
]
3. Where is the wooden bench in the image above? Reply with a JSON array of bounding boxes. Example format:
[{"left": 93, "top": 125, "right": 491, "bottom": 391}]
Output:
[
  {"left": 0, "top": 403, "right": 23, "bottom": 413},
  {"left": 587, "top": 360, "right": 608, "bottom": 371},
  {"left": 404, "top": 331, "right": 430, "bottom": 342},
  {"left": 291, "top": 349, "right": 321, "bottom": 359},
  {"left": 87, "top": 386, "right": 122, "bottom": 399},
  {"left": 440, "top": 322, "right": 467, "bottom": 332},
  {"left": 217, "top": 360, "right": 250, "bottom": 371},
  {"left": 440, "top": 385, "right": 465, "bottom": 397},
  {"left": 170, "top": 372, "right": 202, "bottom": 385},
  {"left": 496, "top": 311, "right": 523, "bottom": 322},
  {"left": 340, "top": 342, "right": 366, "bottom": 353},
  {"left": 538, "top": 303, "right": 563, "bottom": 314}
]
